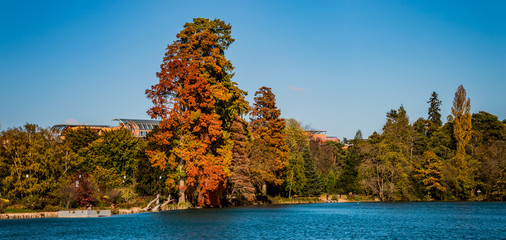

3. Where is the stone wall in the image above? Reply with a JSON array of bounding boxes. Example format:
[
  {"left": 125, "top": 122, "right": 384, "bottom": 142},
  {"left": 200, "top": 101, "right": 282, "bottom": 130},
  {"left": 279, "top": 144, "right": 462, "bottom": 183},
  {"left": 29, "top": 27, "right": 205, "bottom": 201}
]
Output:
[
  {"left": 58, "top": 210, "right": 111, "bottom": 218},
  {"left": 0, "top": 212, "right": 57, "bottom": 220}
]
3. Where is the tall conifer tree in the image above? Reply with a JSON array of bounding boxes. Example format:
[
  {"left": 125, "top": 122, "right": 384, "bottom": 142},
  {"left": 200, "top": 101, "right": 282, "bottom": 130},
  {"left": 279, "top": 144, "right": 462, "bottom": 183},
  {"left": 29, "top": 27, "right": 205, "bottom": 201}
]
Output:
[
  {"left": 450, "top": 85, "right": 472, "bottom": 161},
  {"left": 302, "top": 147, "right": 321, "bottom": 197},
  {"left": 146, "top": 18, "right": 248, "bottom": 207},
  {"left": 427, "top": 91, "right": 443, "bottom": 127},
  {"left": 229, "top": 116, "right": 255, "bottom": 204},
  {"left": 449, "top": 85, "right": 473, "bottom": 198},
  {"left": 249, "top": 87, "right": 288, "bottom": 195}
]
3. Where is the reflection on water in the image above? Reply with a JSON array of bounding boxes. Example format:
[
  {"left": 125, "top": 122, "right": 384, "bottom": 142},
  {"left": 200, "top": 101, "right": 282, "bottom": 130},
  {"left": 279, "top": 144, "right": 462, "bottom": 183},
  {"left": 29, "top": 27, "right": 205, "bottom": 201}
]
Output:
[{"left": 0, "top": 202, "right": 504, "bottom": 239}]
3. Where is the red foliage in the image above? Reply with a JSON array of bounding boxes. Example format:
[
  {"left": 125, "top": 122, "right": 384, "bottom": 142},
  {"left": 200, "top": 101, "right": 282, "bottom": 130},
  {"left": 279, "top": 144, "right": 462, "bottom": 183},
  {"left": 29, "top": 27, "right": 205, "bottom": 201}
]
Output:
[{"left": 71, "top": 170, "right": 95, "bottom": 207}]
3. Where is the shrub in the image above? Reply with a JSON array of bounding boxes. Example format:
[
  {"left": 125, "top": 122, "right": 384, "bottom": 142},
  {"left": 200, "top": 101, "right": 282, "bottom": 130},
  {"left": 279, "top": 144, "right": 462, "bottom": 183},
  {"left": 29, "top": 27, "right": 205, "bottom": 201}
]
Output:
[
  {"left": 0, "top": 198, "right": 10, "bottom": 212},
  {"left": 43, "top": 205, "right": 61, "bottom": 212}
]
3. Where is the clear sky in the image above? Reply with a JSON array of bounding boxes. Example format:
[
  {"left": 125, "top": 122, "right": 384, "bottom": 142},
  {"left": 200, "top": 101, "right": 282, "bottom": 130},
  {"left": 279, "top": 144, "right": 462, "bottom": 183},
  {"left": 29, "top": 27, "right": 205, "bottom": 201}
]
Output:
[{"left": 1, "top": 0, "right": 505, "bottom": 139}]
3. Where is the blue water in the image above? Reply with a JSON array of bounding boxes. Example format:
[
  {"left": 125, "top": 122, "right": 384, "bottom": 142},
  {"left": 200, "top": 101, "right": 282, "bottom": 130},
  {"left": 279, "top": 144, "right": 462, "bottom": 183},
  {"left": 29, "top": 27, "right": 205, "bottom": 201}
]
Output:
[{"left": 0, "top": 202, "right": 504, "bottom": 239}]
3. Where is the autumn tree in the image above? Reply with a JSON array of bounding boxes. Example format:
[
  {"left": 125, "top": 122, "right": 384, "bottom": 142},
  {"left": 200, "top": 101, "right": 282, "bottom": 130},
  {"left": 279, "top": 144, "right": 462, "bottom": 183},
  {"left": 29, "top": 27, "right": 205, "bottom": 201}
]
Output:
[
  {"left": 449, "top": 85, "right": 474, "bottom": 198},
  {"left": 146, "top": 18, "right": 248, "bottom": 207},
  {"left": 229, "top": 116, "right": 255, "bottom": 204},
  {"left": 147, "top": 59, "right": 229, "bottom": 207},
  {"left": 71, "top": 170, "right": 96, "bottom": 207},
  {"left": 450, "top": 85, "right": 472, "bottom": 161},
  {"left": 249, "top": 86, "right": 288, "bottom": 195},
  {"left": 414, "top": 151, "right": 446, "bottom": 200}
]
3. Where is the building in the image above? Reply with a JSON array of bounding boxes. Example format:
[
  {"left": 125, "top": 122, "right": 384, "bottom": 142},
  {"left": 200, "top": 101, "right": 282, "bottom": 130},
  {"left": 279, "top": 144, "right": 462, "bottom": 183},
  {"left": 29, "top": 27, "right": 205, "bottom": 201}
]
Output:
[
  {"left": 305, "top": 130, "right": 340, "bottom": 142},
  {"left": 112, "top": 119, "right": 161, "bottom": 137},
  {"left": 51, "top": 118, "right": 161, "bottom": 138}
]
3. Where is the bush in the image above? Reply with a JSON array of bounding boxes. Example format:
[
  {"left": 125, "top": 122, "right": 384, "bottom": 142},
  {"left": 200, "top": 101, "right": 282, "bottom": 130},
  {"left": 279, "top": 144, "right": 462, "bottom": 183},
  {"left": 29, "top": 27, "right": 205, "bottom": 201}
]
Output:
[
  {"left": 0, "top": 198, "right": 10, "bottom": 213},
  {"left": 106, "top": 189, "right": 122, "bottom": 204},
  {"left": 20, "top": 195, "right": 45, "bottom": 210},
  {"left": 119, "top": 188, "right": 137, "bottom": 203},
  {"left": 43, "top": 205, "right": 61, "bottom": 212}
]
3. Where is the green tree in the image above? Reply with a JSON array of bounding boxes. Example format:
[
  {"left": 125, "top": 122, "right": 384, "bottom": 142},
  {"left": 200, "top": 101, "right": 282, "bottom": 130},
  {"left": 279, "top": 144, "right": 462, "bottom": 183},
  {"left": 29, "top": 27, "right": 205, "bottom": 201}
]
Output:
[
  {"left": 135, "top": 128, "right": 174, "bottom": 197},
  {"left": 471, "top": 111, "right": 506, "bottom": 200},
  {"left": 412, "top": 118, "right": 429, "bottom": 156},
  {"left": 359, "top": 106, "right": 416, "bottom": 201},
  {"left": 472, "top": 111, "right": 506, "bottom": 143},
  {"left": 302, "top": 148, "right": 321, "bottom": 197},
  {"left": 358, "top": 138, "right": 395, "bottom": 201},
  {"left": 63, "top": 127, "right": 99, "bottom": 153},
  {"left": 0, "top": 124, "right": 65, "bottom": 199},
  {"left": 325, "top": 170, "right": 337, "bottom": 194},
  {"left": 82, "top": 129, "right": 145, "bottom": 190},
  {"left": 309, "top": 140, "right": 337, "bottom": 175},
  {"left": 354, "top": 130, "right": 363, "bottom": 141},
  {"left": 427, "top": 91, "right": 443, "bottom": 135},
  {"left": 336, "top": 148, "right": 360, "bottom": 194},
  {"left": 478, "top": 141, "right": 506, "bottom": 200},
  {"left": 428, "top": 122, "right": 455, "bottom": 161},
  {"left": 283, "top": 119, "right": 308, "bottom": 197}
]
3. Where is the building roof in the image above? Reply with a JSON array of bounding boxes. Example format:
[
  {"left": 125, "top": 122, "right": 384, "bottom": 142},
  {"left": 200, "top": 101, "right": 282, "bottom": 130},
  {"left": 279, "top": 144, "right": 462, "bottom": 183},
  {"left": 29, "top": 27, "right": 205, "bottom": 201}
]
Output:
[
  {"left": 112, "top": 119, "right": 161, "bottom": 131},
  {"left": 51, "top": 124, "right": 112, "bottom": 133},
  {"left": 305, "top": 130, "right": 327, "bottom": 134}
]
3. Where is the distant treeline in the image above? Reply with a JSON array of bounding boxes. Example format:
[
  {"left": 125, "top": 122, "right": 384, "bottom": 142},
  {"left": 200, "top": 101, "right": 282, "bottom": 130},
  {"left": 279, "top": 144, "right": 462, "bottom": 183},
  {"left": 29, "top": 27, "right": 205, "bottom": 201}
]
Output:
[
  {"left": 0, "top": 84, "right": 504, "bottom": 211},
  {"left": 1, "top": 18, "right": 504, "bottom": 211}
]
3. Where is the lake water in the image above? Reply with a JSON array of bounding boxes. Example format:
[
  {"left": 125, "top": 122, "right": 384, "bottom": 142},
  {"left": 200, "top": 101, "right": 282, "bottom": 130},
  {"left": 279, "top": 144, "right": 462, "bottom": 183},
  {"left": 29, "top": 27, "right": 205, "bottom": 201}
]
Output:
[{"left": 0, "top": 202, "right": 504, "bottom": 239}]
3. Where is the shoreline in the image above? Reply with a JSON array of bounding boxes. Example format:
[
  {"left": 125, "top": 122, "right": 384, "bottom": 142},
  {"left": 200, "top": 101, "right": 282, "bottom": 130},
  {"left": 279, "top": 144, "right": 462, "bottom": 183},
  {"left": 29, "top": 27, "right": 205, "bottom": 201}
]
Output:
[
  {"left": 0, "top": 212, "right": 58, "bottom": 220},
  {"left": 0, "top": 198, "right": 492, "bottom": 220}
]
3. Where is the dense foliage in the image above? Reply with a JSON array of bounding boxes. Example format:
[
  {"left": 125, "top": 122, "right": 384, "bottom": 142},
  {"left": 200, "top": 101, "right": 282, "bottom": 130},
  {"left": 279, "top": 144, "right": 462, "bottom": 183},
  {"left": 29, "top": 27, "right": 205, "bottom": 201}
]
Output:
[
  {"left": 1, "top": 20, "right": 505, "bottom": 212},
  {"left": 0, "top": 126, "right": 146, "bottom": 211}
]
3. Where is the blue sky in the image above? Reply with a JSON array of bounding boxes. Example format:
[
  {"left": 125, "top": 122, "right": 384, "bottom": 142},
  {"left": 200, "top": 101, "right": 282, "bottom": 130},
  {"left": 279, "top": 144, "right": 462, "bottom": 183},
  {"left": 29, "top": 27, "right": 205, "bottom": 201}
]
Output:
[{"left": 1, "top": 0, "right": 505, "bottom": 139}]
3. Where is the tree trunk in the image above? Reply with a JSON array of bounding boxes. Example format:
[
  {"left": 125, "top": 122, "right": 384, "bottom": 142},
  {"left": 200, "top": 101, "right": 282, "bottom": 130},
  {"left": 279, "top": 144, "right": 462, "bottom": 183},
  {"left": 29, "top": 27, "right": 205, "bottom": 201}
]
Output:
[
  {"left": 178, "top": 164, "right": 186, "bottom": 203},
  {"left": 288, "top": 171, "right": 293, "bottom": 199},
  {"left": 142, "top": 194, "right": 160, "bottom": 211},
  {"left": 179, "top": 178, "right": 186, "bottom": 203}
]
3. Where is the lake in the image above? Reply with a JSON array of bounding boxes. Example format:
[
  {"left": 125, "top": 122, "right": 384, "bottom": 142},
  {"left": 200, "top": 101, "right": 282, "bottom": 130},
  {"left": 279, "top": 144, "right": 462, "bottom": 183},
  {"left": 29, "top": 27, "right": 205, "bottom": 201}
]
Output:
[{"left": 0, "top": 202, "right": 504, "bottom": 239}]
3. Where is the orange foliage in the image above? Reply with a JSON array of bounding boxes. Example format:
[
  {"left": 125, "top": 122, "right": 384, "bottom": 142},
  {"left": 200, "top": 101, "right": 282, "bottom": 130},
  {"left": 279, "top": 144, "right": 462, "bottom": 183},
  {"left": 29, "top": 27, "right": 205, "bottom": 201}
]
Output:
[
  {"left": 146, "top": 19, "right": 248, "bottom": 207},
  {"left": 249, "top": 87, "right": 289, "bottom": 190}
]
